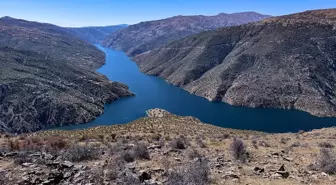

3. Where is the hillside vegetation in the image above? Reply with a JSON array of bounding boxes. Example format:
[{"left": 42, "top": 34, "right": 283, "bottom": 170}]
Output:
[
  {"left": 134, "top": 9, "right": 336, "bottom": 117},
  {"left": 0, "top": 109, "right": 335, "bottom": 184}
]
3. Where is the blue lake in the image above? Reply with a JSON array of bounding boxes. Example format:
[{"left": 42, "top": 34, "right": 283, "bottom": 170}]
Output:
[{"left": 60, "top": 45, "right": 336, "bottom": 133}]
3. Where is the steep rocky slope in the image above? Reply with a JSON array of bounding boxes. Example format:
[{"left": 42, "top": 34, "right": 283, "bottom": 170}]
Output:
[
  {"left": 134, "top": 9, "right": 336, "bottom": 117},
  {"left": 0, "top": 109, "right": 335, "bottom": 185},
  {"left": 66, "top": 25, "right": 128, "bottom": 44},
  {"left": 0, "top": 17, "right": 133, "bottom": 134},
  {"left": 102, "top": 12, "right": 271, "bottom": 56}
]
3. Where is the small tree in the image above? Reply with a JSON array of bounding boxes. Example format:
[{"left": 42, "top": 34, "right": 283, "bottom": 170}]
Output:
[
  {"left": 133, "top": 142, "right": 150, "bottom": 160},
  {"left": 170, "top": 137, "right": 186, "bottom": 150},
  {"left": 317, "top": 148, "right": 336, "bottom": 174},
  {"left": 230, "top": 138, "right": 247, "bottom": 163},
  {"left": 121, "top": 150, "right": 135, "bottom": 163},
  {"left": 166, "top": 160, "right": 210, "bottom": 185},
  {"left": 63, "top": 143, "right": 100, "bottom": 162}
]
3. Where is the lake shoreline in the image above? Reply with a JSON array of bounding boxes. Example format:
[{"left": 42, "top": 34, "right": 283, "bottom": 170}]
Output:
[{"left": 56, "top": 45, "right": 336, "bottom": 133}]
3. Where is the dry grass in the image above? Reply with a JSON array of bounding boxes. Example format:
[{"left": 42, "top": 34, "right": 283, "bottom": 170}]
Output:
[{"left": 0, "top": 110, "right": 336, "bottom": 184}]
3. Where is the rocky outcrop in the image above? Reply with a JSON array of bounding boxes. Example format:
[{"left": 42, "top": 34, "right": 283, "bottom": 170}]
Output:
[
  {"left": 0, "top": 17, "right": 133, "bottom": 134},
  {"left": 102, "top": 12, "right": 271, "bottom": 56},
  {"left": 65, "top": 25, "right": 128, "bottom": 44},
  {"left": 134, "top": 9, "right": 336, "bottom": 117}
]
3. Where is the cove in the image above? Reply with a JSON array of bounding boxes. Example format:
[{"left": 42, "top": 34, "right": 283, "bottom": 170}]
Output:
[{"left": 60, "top": 45, "right": 336, "bottom": 133}]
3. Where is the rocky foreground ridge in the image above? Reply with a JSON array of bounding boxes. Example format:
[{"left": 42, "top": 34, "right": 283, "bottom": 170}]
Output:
[
  {"left": 102, "top": 12, "right": 270, "bottom": 56},
  {"left": 0, "top": 17, "right": 133, "bottom": 134},
  {"left": 0, "top": 109, "right": 335, "bottom": 185},
  {"left": 134, "top": 9, "right": 336, "bottom": 117}
]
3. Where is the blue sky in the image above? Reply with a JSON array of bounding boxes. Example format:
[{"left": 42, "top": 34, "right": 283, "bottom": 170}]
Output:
[{"left": 1, "top": 0, "right": 335, "bottom": 27}]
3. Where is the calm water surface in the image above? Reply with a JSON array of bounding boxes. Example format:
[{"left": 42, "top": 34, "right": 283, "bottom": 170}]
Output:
[{"left": 59, "top": 45, "right": 336, "bottom": 133}]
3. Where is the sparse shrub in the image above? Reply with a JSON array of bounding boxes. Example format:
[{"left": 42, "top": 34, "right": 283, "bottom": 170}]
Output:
[
  {"left": 111, "top": 133, "right": 117, "bottom": 140},
  {"left": 280, "top": 137, "right": 289, "bottom": 144},
  {"left": 301, "top": 143, "right": 309, "bottom": 147},
  {"left": 230, "top": 138, "right": 247, "bottom": 163},
  {"left": 97, "top": 134, "right": 105, "bottom": 141},
  {"left": 7, "top": 139, "right": 20, "bottom": 151},
  {"left": 63, "top": 143, "right": 100, "bottom": 162},
  {"left": 78, "top": 135, "right": 88, "bottom": 142},
  {"left": 188, "top": 149, "right": 202, "bottom": 160},
  {"left": 133, "top": 142, "right": 150, "bottom": 160},
  {"left": 315, "top": 148, "right": 336, "bottom": 174},
  {"left": 119, "top": 172, "right": 141, "bottom": 185},
  {"left": 106, "top": 169, "right": 119, "bottom": 181},
  {"left": 166, "top": 170, "right": 185, "bottom": 185},
  {"left": 187, "top": 160, "right": 210, "bottom": 184},
  {"left": 318, "top": 142, "right": 335, "bottom": 148},
  {"left": 106, "top": 157, "right": 125, "bottom": 181},
  {"left": 92, "top": 168, "right": 105, "bottom": 184},
  {"left": 170, "top": 137, "right": 186, "bottom": 150},
  {"left": 298, "top": 130, "right": 305, "bottom": 134},
  {"left": 0, "top": 170, "right": 8, "bottom": 184},
  {"left": 196, "top": 138, "right": 207, "bottom": 148},
  {"left": 81, "top": 168, "right": 104, "bottom": 184},
  {"left": 29, "top": 136, "right": 41, "bottom": 144},
  {"left": 151, "top": 134, "right": 162, "bottom": 141},
  {"left": 121, "top": 138, "right": 129, "bottom": 144},
  {"left": 13, "top": 151, "right": 33, "bottom": 165},
  {"left": 4, "top": 134, "right": 10, "bottom": 139},
  {"left": 132, "top": 135, "right": 144, "bottom": 141},
  {"left": 166, "top": 160, "right": 210, "bottom": 185},
  {"left": 251, "top": 139, "right": 258, "bottom": 149},
  {"left": 161, "top": 158, "right": 172, "bottom": 172},
  {"left": 158, "top": 137, "right": 165, "bottom": 148},
  {"left": 290, "top": 141, "right": 301, "bottom": 148},
  {"left": 251, "top": 136, "right": 258, "bottom": 149},
  {"left": 45, "top": 136, "right": 68, "bottom": 151},
  {"left": 259, "top": 140, "right": 271, "bottom": 147},
  {"left": 165, "top": 135, "right": 171, "bottom": 141},
  {"left": 217, "top": 133, "right": 230, "bottom": 140},
  {"left": 121, "top": 150, "right": 135, "bottom": 163},
  {"left": 223, "top": 133, "right": 231, "bottom": 139},
  {"left": 0, "top": 144, "right": 8, "bottom": 153},
  {"left": 15, "top": 136, "right": 46, "bottom": 153},
  {"left": 108, "top": 142, "right": 123, "bottom": 156}
]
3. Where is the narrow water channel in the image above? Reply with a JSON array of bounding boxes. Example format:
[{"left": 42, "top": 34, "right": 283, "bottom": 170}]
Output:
[{"left": 59, "top": 45, "right": 336, "bottom": 133}]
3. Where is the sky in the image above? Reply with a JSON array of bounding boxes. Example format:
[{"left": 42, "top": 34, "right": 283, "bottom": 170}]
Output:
[{"left": 1, "top": 0, "right": 335, "bottom": 27}]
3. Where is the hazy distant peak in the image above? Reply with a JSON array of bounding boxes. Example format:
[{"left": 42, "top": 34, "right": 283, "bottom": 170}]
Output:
[
  {"left": 65, "top": 24, "right": 129, "bottom": 44},
  {"left": 102, "top": 11, "right": 271, "bottom": 56},
  {"left": 0, "top": 16, "right": 15, "bottom": 20}
]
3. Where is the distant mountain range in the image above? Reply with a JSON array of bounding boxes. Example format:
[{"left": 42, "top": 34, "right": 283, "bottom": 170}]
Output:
[
  {"left": 102, "top": 12, "right": 271, "bottom": 56},
  {"left": 0, "top": 16, "right": 133, "bottom": 133},
  {"left": 134, "top": 9, "right": 336, "bottom": 117},
  {"left": 66, "top": 24, "right": 128, "bottom": 44}
]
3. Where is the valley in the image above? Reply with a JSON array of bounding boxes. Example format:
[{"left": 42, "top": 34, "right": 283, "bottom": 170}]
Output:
[
  {"left": 63, "top": 45, "right": 336, "bottom": 133},
  {"left": 0, "top": 4, "right": 336, "bottom": 185},
  {"left": 65, "top": 24, "right": 128, "bottom": 44}
]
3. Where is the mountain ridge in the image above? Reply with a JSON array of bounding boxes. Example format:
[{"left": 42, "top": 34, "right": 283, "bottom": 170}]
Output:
[
  {"left": 102, "top": 11, "right": 271, "bottom": 56},
  {"left": 0, "top": 16, "right": 129, "bottom": 44},
  {"left": 0, "top": 17, "right": 133, "bottom": 134},
  {"left": 134, "top": 9, "right": 336, "bottom": 117}
]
